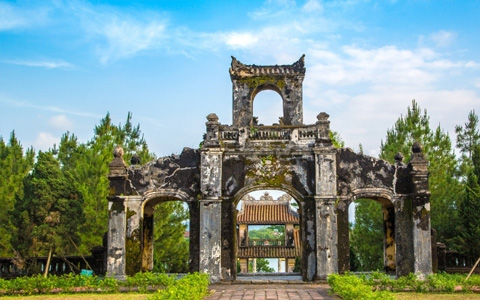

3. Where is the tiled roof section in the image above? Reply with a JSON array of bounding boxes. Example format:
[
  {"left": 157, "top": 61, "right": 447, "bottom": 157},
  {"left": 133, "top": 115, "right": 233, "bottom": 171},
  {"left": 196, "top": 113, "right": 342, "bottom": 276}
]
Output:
[
  {"left": 238, "top": 230, "right": 301, "bottom": 258},
  {"left": 229, "top": 55, "right": 306, "bottom": 78},
  {"left": 237, "top": 201, "right": 299, "bottom": 225}
]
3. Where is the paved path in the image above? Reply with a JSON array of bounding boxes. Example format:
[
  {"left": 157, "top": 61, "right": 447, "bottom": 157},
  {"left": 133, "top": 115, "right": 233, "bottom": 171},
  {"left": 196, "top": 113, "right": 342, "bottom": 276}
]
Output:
[{"left": 205, "top": 284, "right": 335, "bottom": 300}]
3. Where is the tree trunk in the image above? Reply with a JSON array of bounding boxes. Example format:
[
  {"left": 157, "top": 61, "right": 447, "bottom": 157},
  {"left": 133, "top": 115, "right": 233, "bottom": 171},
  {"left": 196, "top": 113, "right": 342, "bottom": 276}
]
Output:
[{"left": 43, "top": 246, "right": 53, "bottom": 277}]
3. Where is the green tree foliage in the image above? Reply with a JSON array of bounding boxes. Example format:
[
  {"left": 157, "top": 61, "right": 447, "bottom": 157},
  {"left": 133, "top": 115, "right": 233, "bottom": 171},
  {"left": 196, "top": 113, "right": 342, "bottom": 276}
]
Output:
[
  {"left": 380, "top": 100, "right": 462, "bottom": 245},
  {"left": 350, "top": 199, "right": 384, "bottom": 271},
  {"left": 248, "top": 225, "right": 285, "bottom": 243},
  {"left": 153, "top": 201, "right": 189, "bottom": 273},
  {"left": 5, "top": 112, "right": 190, "bottom": 275},
  {"left": 58, "top": 112, "right": 155, "bottom": 253},
  {"left": 455, "top": 109, "right": 480, "bottom": 162},
  {"left": 10, "top": 151, "right": 84, "bottom": 272},
  {"left": 330, "top": 130, "right": 345, "bottom": 148},
  {"left": 458, "top": 167, "right": 480, "bottom": 260},
  {"left": 456, "top": 110, "right": 480, "bottom": 259},
  {"left": 0, "top": 131, "right": 34, "bottom": 256},
  {"left": 248, "top": 258, "right": 275, "bottom": 273}
]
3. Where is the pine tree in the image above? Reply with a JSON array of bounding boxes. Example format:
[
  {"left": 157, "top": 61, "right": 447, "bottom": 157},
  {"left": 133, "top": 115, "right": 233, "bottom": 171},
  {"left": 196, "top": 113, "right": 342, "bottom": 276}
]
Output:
[
  {"left": 456, "top": 110, "right": 480, "bottom": 259},
  {"left": 380, "top": 100, "right": 462, "bottom": 245},
  {"left": 456, "top": 110, "right": 480, "bottom": 161},
  {"left": 0, "top": 131, "right": 34, "bottom": 256},
  {"left": 153, "top": 201, "right": 189, "bottom": 273},
  {"left": 58, "top": 112, "right": 155, "bottom": 253},
  {"left": 350, "top": 199, "right": 384, "bottom": 271},
  {"left": 458, "top": 165, "right": 480, "bottom": 260},
  {"left": 10, "top": 151, "right": 84, "bottom": 274}
]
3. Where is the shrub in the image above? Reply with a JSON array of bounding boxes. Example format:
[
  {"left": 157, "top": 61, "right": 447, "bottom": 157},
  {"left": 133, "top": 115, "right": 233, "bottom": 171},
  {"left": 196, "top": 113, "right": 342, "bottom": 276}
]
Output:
[
  {"left": 328, "top": 273, "right": 394, "bottom": 300},
  {"left": 149, "top": 272, "right": 210, "bottom": 300},
  {"left": 125, "top": 272, "right": 174, "bottom": 292}
]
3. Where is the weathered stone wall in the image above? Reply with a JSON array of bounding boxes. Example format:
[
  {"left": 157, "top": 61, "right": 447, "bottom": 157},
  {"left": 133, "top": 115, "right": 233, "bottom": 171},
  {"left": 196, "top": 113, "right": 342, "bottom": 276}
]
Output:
[
  {"left": 222, "top": 153, "right": 315, "bottom": 198},
  {"left": 128, "top": 147, "right": 201, "bottom": 197},
  {"left": 105, "top": 56, "right": 432, "bottom": 282}
]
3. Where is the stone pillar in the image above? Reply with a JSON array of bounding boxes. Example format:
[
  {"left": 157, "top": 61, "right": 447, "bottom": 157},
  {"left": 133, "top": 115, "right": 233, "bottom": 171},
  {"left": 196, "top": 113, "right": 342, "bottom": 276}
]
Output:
[
  {"left": 124, "top": 196, "right": 143, "bottom": 275},
  {"left": 394, "top": 196, "right": 414, "bottom": 277},
  {"left": 281, "top": 77, "right": 304, "bottom": 125},
  {"left": 200, "top": 120, "right": 223, "bottom": 281},
  {"left": 188, "top": 201, "right": 201, "bottom": 273},
  {"left": 336, "top": 199, "right": 350, "bottom": 274},
  {"left": 142, "top": 205, "right": 154, "bottom": 272},
  {"left": 239, "top": 258, "right": 248, "bottom": 273},
  {"left": 278, "top": 259, "right": 283, "bottom": 272},
  {"left": 410, "top": 142, "right": 432, "bottom": 277},
  {"left": 199, "top": 198, "right": 222, "bottom": 281},
  {"left": 106, "top": 146, "right": 128, "bottom": 279},
  {"left": 383, "top": 205, "right": 396, "bottom": 273},
  {"left": 437, "top": 243, "right": 447, "bottom": 272},
  {"left": 106, "top": 197, "right": 127, "bottom": 279},
  {"left": 316, "top": 197, "right": 337, "bottom": 279},
  {"left": 287, "top": 258, "right": 296, "bottom": 272},
  {"left": 301, "top": 198, "right": 317, "bottom": 281},
  {"left": 314, "top": 112, "right": 338, "bottom": 280}
]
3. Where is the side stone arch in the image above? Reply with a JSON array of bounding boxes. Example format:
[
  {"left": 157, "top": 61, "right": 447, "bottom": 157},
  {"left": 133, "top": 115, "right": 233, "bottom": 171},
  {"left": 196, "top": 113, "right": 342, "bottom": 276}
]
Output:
[
  {"left": 140, "top": 190, "right": 200, "bottom": 274},
  {"left": 335, "top": 147, "right": 432, "bottom": 277},
  {"left": 349, "top": 188, "right": 395, "bottom": 205},
  {"left": 342, "top": 188, "right": 396, "bottom": 273}
]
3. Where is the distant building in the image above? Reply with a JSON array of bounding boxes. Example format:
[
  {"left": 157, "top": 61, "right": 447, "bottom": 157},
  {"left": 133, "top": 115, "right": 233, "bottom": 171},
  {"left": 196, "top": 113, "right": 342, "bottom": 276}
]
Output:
[{"left": 237, "top": 192, "right": 300, "bottom": 273}]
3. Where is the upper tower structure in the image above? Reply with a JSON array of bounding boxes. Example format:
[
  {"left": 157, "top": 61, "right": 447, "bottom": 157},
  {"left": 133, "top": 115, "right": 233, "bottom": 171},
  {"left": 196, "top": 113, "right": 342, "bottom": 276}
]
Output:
[{"left": 229, "top": 55, "right": 306, "bottom": 127}]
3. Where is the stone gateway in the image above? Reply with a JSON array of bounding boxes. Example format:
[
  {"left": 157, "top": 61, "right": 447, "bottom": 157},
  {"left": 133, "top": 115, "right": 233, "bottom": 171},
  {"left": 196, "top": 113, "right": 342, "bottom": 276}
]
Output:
[{"left": 106, "top": 56, "right": 432, "bottom": 282}]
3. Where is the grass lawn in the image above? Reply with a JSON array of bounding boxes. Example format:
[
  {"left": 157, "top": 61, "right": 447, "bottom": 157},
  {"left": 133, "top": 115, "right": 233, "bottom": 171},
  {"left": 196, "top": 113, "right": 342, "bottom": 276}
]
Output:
[
  {"left": 0, "top": 294, "right": 151, "bottom": 300},
  {"left": 395, "top": 293, "right": 480, "bottom": 299}
]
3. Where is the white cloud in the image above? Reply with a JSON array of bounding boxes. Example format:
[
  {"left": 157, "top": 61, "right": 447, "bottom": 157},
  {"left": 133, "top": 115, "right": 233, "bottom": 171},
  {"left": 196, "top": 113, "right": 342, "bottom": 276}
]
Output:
[
  {"left": 223, "top": 32, "right": 260, "bottom": 49},
  {"left": 0, "top": 95, "right": 102, "bottom": 118},
  {"left": 0, "top": 2, "right": 49, "bottom": 31},
  {"left": 311, "top": 87, "right": 480, "bottom": 157},
  {"left": 48, "top": 115, "right": 73, "bottom": 131},
  {"left": 34, "top": 132, "right": 59, "bottom": 152},
  {"left": 60, "top": 1, "right": 169, "bottom": 64},
  {"left": 97, "top": 19, "right": 166, "bottom": 63},
  {"left": 302, "top": 0, "right": 323, "bottom": 13},
  {"left": 302, "top": 43, "right": 480, "bottom": 157},
  {"left": 429, "top": 30, "right": 456, "bottom": 48},
  {"left": 474, "top": 79, "right": 480, "bottom": 89},
  {"left": 5, "top": 59, "right": 74, "bottom": 69}
]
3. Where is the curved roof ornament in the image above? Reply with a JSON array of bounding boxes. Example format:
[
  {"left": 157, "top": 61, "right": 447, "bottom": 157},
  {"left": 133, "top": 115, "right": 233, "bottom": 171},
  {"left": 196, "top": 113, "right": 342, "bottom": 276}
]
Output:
[{"left": 229, "top": 55, "right": 306, "bottom": 78}]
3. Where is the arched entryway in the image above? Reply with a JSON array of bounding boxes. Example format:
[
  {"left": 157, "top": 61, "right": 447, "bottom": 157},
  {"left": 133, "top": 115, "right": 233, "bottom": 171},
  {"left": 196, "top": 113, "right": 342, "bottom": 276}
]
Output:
[
  {"left": 234, "top": 189, "right": 302, "bottom": 276},
  {"left": 140, "top": 191, "right": 199, "bottom": 274},
  {"left": 222, "top": 185, "right": 316, "bottom": 281},
  {"left": 337, "top": 189, "right": 396, "bottom": 274}
]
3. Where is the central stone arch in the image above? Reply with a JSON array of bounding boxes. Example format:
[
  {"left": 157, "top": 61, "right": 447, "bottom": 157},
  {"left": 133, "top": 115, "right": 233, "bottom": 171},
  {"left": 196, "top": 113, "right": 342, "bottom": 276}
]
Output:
[{"left": 105, "top": 56, "right": 432, "bottom": 282}]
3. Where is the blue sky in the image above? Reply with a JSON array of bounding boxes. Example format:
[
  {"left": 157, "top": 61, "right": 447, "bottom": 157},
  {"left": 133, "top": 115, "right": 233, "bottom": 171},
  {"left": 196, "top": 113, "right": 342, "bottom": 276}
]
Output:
[{"left": 1, "top": 0, "right": 479, "bottom": 157}]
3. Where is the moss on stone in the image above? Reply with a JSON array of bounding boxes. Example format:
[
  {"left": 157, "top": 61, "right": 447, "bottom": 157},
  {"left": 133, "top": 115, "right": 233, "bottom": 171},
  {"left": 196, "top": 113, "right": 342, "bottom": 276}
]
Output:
[
  {"left": 125, "top": 228, "right": 141, "bottom": 275},
  {"left": 245, "top": 154, "right": 291, "bottom": 187},
  {"left": 237, "top": 76, "right": 287, "bottom": 91}
]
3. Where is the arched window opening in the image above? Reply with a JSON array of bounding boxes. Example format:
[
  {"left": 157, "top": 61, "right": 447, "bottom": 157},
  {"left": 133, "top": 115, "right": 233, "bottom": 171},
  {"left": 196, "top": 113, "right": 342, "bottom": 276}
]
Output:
[
  {"left": 150, "top": 200, "right": 190, "bottom": 273},
  {"left": 252, "top": 90, "right": 284, "bottom": 126},
  {"left": 349, "top": 198, "right": 395, "bottom": 273},
  {"left": 236, "top": 189, "right": 301, "bottom": 275}
]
